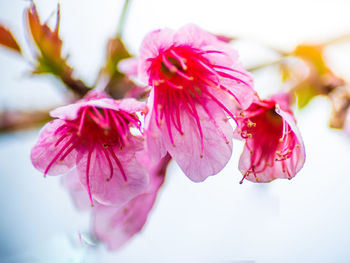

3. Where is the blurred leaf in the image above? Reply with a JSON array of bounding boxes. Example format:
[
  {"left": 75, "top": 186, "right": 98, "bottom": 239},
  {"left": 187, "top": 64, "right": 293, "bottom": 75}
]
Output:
[
  {"left": 329, "top": 85, "right": 350, "bottom": 129},
  {"left": 100, "top": 37, "right": 137, "bottom": 99},
  {"left": 26, "top": 3, "right": 66, "bottom": 75},
  {"left": 289, "top": 44, "right": 344, "bottom": 109},
  {"left": 105, "top": 37, "right": 130, "bottom": 77},
  {"left": 295, "top": 84, "right": 317, "bottom": 109},
  {"left": 293, "top": 44, "right": 327, "bottom": 75},
  {"left": 25, "top": 2, "right": 89, "bottom": 97},
  {"left": 0, "top": 25, "right": 22, "bottom": 53}
]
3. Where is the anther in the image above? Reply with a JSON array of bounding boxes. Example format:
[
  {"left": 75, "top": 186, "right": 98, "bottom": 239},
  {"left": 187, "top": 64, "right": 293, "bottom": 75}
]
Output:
[{"left": 247, "top": 119, "right": 256, "bottom": 128}]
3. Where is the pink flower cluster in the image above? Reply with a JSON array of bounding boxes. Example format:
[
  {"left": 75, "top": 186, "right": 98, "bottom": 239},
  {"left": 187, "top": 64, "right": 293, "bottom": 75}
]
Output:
[{"left": 31, "top": 24, "right": 305, "bottom": 249}]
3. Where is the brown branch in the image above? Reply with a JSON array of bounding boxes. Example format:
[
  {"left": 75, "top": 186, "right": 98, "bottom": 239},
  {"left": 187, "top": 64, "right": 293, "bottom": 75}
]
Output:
[{"left": 0, "top": 109, "right": 52, "bottom": 133}]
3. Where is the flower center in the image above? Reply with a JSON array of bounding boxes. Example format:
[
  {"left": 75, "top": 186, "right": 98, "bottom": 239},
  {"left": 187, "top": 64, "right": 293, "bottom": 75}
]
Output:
[
  {"left": 148, "top": 45, "right": 251, "bottom": 157},
  {"left": 45, "top": 105, "right": 141, "bottom": 206}
]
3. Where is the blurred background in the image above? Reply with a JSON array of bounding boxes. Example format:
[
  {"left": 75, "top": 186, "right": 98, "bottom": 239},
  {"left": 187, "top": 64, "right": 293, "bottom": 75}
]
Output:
[{"left": 0, "top": 0, "right": 350, "bottom": 262}]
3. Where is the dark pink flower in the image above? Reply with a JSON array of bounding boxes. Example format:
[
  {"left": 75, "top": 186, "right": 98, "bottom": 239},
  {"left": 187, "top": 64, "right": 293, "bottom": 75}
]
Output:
[
  {"left": 31, "top": 91, "right": 148, "bottom": 206},
  {"left": 139, "top": 24, "right": 255, "bottom": 182},
  {"left": 235, "top": 94, "right": 305, "bottom": 183}
]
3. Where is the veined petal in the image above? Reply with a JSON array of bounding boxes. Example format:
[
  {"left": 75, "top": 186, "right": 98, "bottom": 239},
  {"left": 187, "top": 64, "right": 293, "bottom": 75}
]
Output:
[
  {"left": 275, "top": 104, "right": 305, "bottom": 173},
  {"left": 144, "top": 90, "right": 168, "bottom": 162},
  {"left": 76, "top": 136, "right": 148, "bottom": 207},
  {"left": 51, "top": 95, "right": 146, "bottom": 121},
  {"left": 174, "top": 24, "right": 218, "bottom": 48},
  {"left": 165, "top": 101, "right": 233, "bottom": 182},
  {"left": 139, "top": 28, "right": 175, "bottom": 84},
  {"left": 31, "top": 120, "right": 77, "bottom": 176},
  {"left": 93, "top": 170, "right": 164, "bottom": 250},
  {"left": 61, "top": 170, "right": 91, "bottom": 210}
]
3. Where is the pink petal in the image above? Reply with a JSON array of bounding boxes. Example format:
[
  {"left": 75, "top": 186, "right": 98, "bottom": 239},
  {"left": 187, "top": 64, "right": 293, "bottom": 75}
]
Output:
[
  {"left": 218, "top": 71, "right": 255, "bottom": 110},
  {"left": 118, "top": 57, "right": 139, "bottom": 77},
  {"left": 174, "top": 24, "right": 218, "bottom": 48},
  {"left": 138, "top": 28, "right": 175, "bottom": 84},
  {"left": 275, "top": 104, "right": 306, "bottom": 173},
  {"left": 61, "top": 170, "right": 91, "bottom": 210},
  {"left": 144, "top": 90, "right": 168, "bottom": 162},
  {"left": 164, "top": 101, "right": 233, "bottom": 182},
  {"left": 76, "top": 136, "right": 149, "bottom": 207},
  {"left": 92, "top": 156, "right": 168, "bottom": 250},
  {"left": 31, "top": 120, "right": 77, "bottom": 176},
  {"left": 51, "top": 97, "right": 146, "bottom": 121}
]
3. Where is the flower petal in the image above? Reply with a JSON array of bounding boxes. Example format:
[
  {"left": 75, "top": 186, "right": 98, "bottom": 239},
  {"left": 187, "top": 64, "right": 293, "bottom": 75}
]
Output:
[
  {"left": 144, "top": 90, "right": 168, "bottom": 162},
  {"left": 61, "top": 170, "right": 91, "bottom": 210},
  {"left": 138, "top": 28, "right": 175, "bottom": 84},
  {"left": 93, "top": 169, "right": 164, "bottom": 250},
  {"left": 31, "top": 120, "right": 77, "bottom": 176},
  {"left": 165, "top": 101, "right": 233, "bottom": 182},
  {"left": 76, "top": 136, "right": 149, "bottom": 206}
]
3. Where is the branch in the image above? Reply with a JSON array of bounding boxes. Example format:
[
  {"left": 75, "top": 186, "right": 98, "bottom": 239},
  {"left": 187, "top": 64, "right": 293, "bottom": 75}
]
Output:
[{"left": 0, "top": 109, "right": 52, "bottom": 133}]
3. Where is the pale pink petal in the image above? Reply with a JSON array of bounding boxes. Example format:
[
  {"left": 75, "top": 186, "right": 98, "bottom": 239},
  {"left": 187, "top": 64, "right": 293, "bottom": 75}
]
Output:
[
  {"left": 76, "top": 136, "right": 149, "bottom": 207},
  {"left": 275, "top": 104, "right": 306, "bottom": 173},
  {"left": 50, "top": 102, "right": 85, "bottom": 120},
  {"left": 51, "top": 97, "right": 146, "bottom": 121},
  {"left": 138, "top": 28, "right": 175, "bottom": 84},
  {"left": 92, "top": 155, "right": 169, "bottom": 250},
  {"left": 144, "top": 90, "right": 168, "bottom": 162},
  {"left": 118, "top": 57, "right": 139, "bottom": 77},
  {"left": 164, "top": 101, "right": 233, "bottom": 182},
  {"left": 174, "top": 24, "right": 218, "bottom": 48},
  {"left": 61, "top": 170, "right": 91, "bottom": 210},
  {"left": 31, "top": 120, "right": 77, "bottom": 176},
  {"left": 93, "top": 175, "right": 163, "bottom": 250},
  {"left": 218, "top": 71, "right": 255, "bottom": 110}
]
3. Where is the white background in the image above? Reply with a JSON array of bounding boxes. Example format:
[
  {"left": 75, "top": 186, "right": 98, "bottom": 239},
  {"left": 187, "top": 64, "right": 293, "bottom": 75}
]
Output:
[{"left": 0, "top": 0, "right": 350, "bottom": 262}]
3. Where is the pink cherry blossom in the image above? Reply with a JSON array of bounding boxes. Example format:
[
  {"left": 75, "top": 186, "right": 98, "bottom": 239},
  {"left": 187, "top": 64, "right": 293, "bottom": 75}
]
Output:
[
  {"left": 138, "top": 24, "right": 255, "bottom": 182},
  {"left": 235, "top": 94, "right": 305, "bottom": 183},
  {"left": 31, "top": 91, "right": 148, "bottom": 206}
]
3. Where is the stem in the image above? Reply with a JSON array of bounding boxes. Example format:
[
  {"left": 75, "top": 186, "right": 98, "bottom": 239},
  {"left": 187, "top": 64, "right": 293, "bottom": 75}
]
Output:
[
  {"left": 116, "top": 0, "right": 131, "bottom": 38},
  {"left": 247, "top": 54, "right": 290, "bottom": 72},
  {"left": 324, "top": 34, "right": 350, "bottom": 46}
]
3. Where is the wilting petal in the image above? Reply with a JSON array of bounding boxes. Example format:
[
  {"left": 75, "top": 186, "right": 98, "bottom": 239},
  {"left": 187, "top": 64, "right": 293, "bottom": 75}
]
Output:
[
  {"left": 77, "top": 136, "right": 148, "bottom": 206},
  {"left": 31, "top": 120, "right": 77, "bottom": 176}
]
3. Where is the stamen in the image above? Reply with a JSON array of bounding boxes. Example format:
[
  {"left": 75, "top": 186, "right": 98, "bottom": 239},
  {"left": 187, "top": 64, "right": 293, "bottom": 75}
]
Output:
[
  {"left": 183, "top": 90, "right": 204, "bottom": 157},
  {"left": 162, "top": 54, "right": 177, "bottom": 73},
  {"left": 170, "top": 50, "right": 188, "bottom": 70},
  {"left": 108, "top": 147, "right": 127, "bottom": 182},
  {"left": 86, "top": 146, "right": 94, "bottom": 207},
  {"left": 217, "top": 71, "right": 252, "bottom": 89},
  {"left": 44, "top": 135, "right": 75, "bottom": 176},
  {"left": 102, "top": 147, "right": 113, "bottom": 181},
  {"left": 78, "top": 107, "right": 88, "bottom": 135},
  {"left": 213, "top": 64, "right": 251, "bottom": 78}
]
